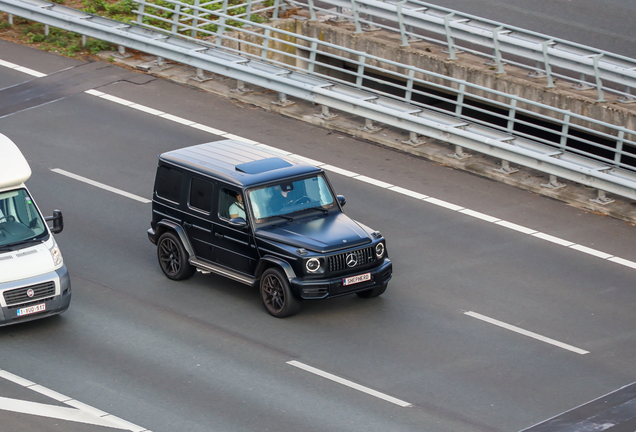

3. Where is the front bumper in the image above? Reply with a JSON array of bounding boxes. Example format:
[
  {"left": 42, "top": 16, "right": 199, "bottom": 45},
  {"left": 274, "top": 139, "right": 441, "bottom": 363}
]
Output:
[
  {"left": 0, "top": 265, "right": 72, "bottom": 326},
  {"left": 290, "top": 258, "right": 392, "bottom": 299}
]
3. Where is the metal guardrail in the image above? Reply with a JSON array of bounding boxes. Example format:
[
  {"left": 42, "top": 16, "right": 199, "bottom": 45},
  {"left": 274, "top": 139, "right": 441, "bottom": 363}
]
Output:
[
  {"left": 1, "top": 0, "right": 636, "bottom": 202},
  {"left": 291, "top": 0, "right": 636, "bottom": 104}
]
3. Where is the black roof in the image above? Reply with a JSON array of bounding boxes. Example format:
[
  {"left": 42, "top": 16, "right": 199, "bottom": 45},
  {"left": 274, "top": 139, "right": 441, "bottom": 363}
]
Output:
[{"left": 159, "top": 139, "right": 321, "bottom": 187}]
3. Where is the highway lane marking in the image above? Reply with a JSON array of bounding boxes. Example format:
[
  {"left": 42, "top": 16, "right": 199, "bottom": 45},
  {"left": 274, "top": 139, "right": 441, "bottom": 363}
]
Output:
[
  {"left": 51, "top": 168, "right": 151, "bottom": 204},
  {"left": 3, "top": 59, "right": 636, "bottom": 272},
  {"left": 464, "top": 311, "right": 590, "bottom": 355},
  {"left": 287, "top": 360, "right": 413, "bottom": 407},
  {"left": 0, "top": 369, "right": 151, "bottom": 431}
]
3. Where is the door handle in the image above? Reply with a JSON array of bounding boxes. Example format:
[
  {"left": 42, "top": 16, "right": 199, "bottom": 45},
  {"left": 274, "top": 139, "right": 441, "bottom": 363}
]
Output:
[
  {"left": 183, "top": 222, "right": 192, "bottom": 228},
  {"left": 215, "top": 232, "right": 224, "bottom": 239}
]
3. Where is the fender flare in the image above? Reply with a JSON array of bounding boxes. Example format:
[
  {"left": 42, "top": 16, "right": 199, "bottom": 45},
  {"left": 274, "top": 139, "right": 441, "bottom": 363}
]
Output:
[
  {"left": 257, "top": 255, "right": 297, "bottom": 282},
  {"left": 156, "top": 220, "right": 196, "bottom": 259}
]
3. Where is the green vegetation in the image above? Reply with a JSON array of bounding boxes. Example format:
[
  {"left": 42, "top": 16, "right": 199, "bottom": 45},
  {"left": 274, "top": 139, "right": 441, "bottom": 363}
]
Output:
[{"left": 0, "top": 0, "right": 273, "bottom": 58}]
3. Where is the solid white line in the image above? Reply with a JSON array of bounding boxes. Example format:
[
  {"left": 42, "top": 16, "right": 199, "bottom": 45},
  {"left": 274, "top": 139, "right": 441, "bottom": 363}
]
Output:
[
  {"left": 424, "top": 197, "right": 464, "bottom": 211},
  {"left": 354, "top": 175, "right": 393, "bottom": 188},
  {"left": 0, "top": 397, "right": 131, "bottom": 429},
  {"left": 129, "top": 104, "right": 165, "bottom": 116},
  {"left": 569, "top": 244, "right": 613, "bottom": 259},
  {"left": 531, "top": 232, "right": 575, "bottom": 247},
  {"left": 0, "top": 59, "right": 19, "bottom": 69},
  {"left": 0, "top": 370, "right": 34, "bottom": 386},
  {"left": 223, "top": 133, "right": 259, "bottom": 144},
  {"left": 287, "top": 360, "right": 413, "bottom": 407},
  {"left": 495, "top": 220, "right": 537, "bottom": 235},
  {"left": 608, "top": 257, "right": 636, "bottom": 269},
  {"left": 159, "top": 113, "right": 195, "bottom": 125},
  {"left": 14, "top": 66, "right": 46, "bottom": 77},
  {"left": 99, "top": 94, "right": 135, "bottom": 106},
  {"left": 51, "top": 169, "right": 151, "bottom": 204},
  {"left": 190, "top": 123, "right": 226, "bottom": 135},
  {"left": 459, "top": 209, "right": 501, "bottom": 223},
  {"left": 84, "top": 89, "right": 104, "bottom": 96},
  {"left": 321, "top": 164, "right": 358, "bottom": 177},
  {"left": 388, "top": 186, "right": 428, "bottom": 200},
  {"left": 464, "top": 311, "right": 589, "bottom": 355}
]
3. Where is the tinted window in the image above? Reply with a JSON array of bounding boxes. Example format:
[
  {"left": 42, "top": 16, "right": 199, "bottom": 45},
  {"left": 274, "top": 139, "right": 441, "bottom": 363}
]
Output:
[
  {"left": 189, "top": 177, "right": 214, "bottom": 212},
  {"left": 219, "top": 188, "right": 246, "bottom": 220},
  {"left": 155, "top": 165, "right": 183, "bottom": 202}
]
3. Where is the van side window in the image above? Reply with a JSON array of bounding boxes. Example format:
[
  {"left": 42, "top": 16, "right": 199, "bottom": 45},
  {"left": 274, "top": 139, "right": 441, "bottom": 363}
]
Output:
[
  {"left": 155, "top": 166, "right": 183, "bottom": 203},
  {"left": 189, "top": 177, "right": 214, "bottom": 213}
]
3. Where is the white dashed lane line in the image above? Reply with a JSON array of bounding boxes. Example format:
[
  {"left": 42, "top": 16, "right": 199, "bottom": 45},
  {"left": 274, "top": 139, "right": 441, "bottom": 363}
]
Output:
[
  {"left": 51, "top": 168, "right": 151, "bottom": 203},
  {"left": 464, "top": 312, "right": 590, "bottom": 355},
  {"left": 287, "top": 361, "right": 413, "bottom": 407}
]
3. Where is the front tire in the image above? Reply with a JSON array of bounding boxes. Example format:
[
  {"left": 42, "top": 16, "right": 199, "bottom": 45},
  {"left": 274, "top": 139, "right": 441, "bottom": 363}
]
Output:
[
  {"left": 157, "top": 232, "right": 195, "bottom": 280},
  {"left": 356, "top": 283, "right": 387, "bottom": 298},
  {"left": 260, "top": 268, "right": 300, "bottom": 318}
]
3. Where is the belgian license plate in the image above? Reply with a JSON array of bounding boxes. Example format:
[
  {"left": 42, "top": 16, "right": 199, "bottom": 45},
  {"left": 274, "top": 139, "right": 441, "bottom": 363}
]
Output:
[
  {"left": 17, "top": 303, "right": 46, "bottom": 317},
  {"left": 343, "top": 273, "right": 371, "bottom": 286}
]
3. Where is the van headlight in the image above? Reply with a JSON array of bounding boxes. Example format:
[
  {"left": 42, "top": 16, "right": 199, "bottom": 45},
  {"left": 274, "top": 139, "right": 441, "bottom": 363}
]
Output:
[
  {"left": 305, "top": 257, "right": 321, "bottom": 273},
  {"left": 49, "top": 242, "right": 63, "bottom": 267},
  {"left": 375, "top": 242, "right": 385, "bottom": 259}
]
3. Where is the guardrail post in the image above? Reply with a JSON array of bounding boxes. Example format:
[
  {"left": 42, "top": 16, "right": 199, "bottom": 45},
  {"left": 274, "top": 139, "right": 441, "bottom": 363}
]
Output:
[
  {"left": 494, "top": 160, "right": 518, "bottom": 174},
  {"left": 356, "top": 55, "right": 366, "bottom": 88},
  {"left": 314, "top": 105, "right": 338, "bottom": 120},
  {"left": 488, "top": 26, "right": 508, "bottom": 74},
  {"left": 507, "top": 99, "right": 517, "bottom": 133},
  {"left": 560, "top": 113, "right": 570, "bottom": 150},
  {"left": 396, "top": 0, "right": 409, "bottom": 47},
  {"left": 403, "top": 129, "right": 425, "bottom": 146},
  {"left": 113, "top": 45, "right": 132, "bottom": 59},
  {"left": 82, "top": 35, "right": 86, "bottom": 46},
  {"left": 591, "top": 190, "right": 614, "bottom": 205},
  {"left": 273, "top": 0, "right": 281, "bottom": 20},
  {"left": 455, "top": 83, "right": 465, "bottom": 117},
  {"left": 359, "top": 118, "right": 382, "bottom": 133},
  {"left": 7, "top": 13, "right": 12, "bottom": 25},
  {"left": 592, "top": 54, "right": 606, "bottom": 102},
  {"left": 191, "top": 0, "right": 200, "bottom": 38},
  {"left": 306, "top": 0, "right": 317, "bottom": 21},
  {"left": 405, "top": 69, "right": 415, "bottom": 101},
  {"left": 171, "top": 4, "right": 180, "bottom": 35},
  {"left": 231, "top": 80, "right": 251, "bottom": 94},
  {"left": 448, "top": 145, "right": 471, "bottom": 160},
  {"left": 614, "top": 130, "right": 625, "bottom": 166},
  {"left": 245, "top": 0, "right": 253, "bottom": 22},
  {"left": 215, "top": 0, "right": 229, "bottom": 47},
  {"left": 443, "top": 13, "right": 458, "bottom": 60},
  {"left": 191, "top": 67, "right": 213, "bottom": 82},
  {"left": 538, "top": 40, "right": 556, "bottom": 88},
  {"left": 542, "top": 174, "right": 566, "bottom": 189},
  {"left": 272, "top": 92, "right": 295, "bottom": 107},
  {"left": 350, "top": 0, "right": 363, "bottom": 34},
  {"left": 135, "top": 0, "right": 144, "bottom": 25},
  {"left": 261, "top": 29, "right": 271, "bottom": 60}
]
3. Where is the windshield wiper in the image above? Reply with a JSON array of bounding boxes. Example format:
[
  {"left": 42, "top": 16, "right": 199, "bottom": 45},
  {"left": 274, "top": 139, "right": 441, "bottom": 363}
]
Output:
[
  {"left": 0, "top": 238, "right": 41, "bottom": 252},
  {"left": 267, "top": 214, "right": 294, "bottom": 222},
  {"left": 294, "top": 206, "right": 328, "bottom": 215}
]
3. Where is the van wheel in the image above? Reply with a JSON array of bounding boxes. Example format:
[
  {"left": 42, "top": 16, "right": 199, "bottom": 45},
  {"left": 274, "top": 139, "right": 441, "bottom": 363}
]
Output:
[
  {"left": 260, "top": 268, "right": 300, "bottom": 318},
  {"left": 356, "top": 283, "right": 387, "bottom": 298},
  {"left": 157, "top": 232, "right": 195, "bottom": 280}
]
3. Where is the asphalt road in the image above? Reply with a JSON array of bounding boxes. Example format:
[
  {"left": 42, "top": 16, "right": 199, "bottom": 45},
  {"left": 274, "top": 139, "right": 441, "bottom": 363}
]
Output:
[
  {"left": 1, "top": 41, "right": 636, "bottom": 432},
  {"left": 420, "top": 0, "right": 636, "bottom": 59}
]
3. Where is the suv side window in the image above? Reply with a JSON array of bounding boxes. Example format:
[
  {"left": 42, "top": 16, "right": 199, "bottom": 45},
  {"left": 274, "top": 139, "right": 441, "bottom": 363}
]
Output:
[
  {"left": 189, "top": 177, "right": 214, "bottom": 214},
  {"left": 218, "top": 188, "right": 245, "bottom": 221},
  {"left": 155, "top": 165, "right": 183, "bottom": 203}
]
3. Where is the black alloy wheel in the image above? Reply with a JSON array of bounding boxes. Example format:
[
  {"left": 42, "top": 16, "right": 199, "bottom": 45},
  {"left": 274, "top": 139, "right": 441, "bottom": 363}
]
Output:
[
  {"left": 157, "top": 232, "right": 195, "bottom": 280},
  {"left": 260, "top": 267, "right": 300, "bottom": 318}
]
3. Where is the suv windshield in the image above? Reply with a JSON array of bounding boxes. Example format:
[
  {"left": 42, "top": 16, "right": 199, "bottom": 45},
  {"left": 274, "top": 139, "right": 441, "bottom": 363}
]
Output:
[
  {"left": 248, "top": 174, "right": 336, "bottom": 221},
  {"left": 0, "top": 188, "right": 47, "bottom": 248}
]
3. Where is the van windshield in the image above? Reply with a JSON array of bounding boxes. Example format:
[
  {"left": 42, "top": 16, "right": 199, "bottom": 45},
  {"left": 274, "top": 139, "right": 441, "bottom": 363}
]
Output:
[
  {"left": 248, "top": 174, "right": 336, "bottom": 221},
  {"left": 0, "top": 188, "right": 48, "bottom": 248}
]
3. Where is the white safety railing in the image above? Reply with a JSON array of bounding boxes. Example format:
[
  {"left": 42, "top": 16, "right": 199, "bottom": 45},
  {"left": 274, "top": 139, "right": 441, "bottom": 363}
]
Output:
[
  {"left": 1, "top": 0, "right": 636, "bottom": 203},
  {"left": 289, "top": 0, "right": 636, "bottom": 104}
]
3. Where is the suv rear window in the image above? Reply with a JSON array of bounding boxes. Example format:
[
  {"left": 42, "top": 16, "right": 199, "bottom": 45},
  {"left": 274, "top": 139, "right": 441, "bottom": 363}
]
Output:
[{"left": 155, "top": 165, "right": 183, "bottom": 203}]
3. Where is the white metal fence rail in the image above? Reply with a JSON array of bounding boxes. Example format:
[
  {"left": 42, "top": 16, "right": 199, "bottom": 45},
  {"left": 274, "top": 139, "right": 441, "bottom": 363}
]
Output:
[
  {"left": 290, "top": 0, "right": 636, "bottom": 104},
  {"left": 2, "top": 0, "right": 636, "bottom": 202}
]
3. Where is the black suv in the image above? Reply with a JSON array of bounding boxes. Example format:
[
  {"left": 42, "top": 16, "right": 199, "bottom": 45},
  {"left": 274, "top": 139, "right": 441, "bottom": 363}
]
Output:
[{"left": 148, "top": 140, "right": 392, "bottom": 317}]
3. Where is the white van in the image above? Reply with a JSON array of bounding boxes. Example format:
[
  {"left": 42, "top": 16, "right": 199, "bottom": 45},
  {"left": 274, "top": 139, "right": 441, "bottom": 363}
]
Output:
[{"left": 0, "top": 133, "right": 71, "bottom": 326}]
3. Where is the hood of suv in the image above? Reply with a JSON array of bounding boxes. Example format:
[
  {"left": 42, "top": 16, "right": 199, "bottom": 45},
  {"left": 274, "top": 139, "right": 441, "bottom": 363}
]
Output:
[{"left": 256, "top": 212, "right": 371, "bottom": 253}]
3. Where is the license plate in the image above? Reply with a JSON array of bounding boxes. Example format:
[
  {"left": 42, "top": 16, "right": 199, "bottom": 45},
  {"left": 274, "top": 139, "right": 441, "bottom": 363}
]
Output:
[
  {"left": 343, "top": 272, "right": 371, "bottom": 286},
  {"left": 17, "top": 303, "right": 46, "bottom": 317}
]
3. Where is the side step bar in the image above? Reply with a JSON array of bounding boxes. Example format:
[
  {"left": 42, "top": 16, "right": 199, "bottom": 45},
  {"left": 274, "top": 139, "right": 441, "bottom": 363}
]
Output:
[{"left": 190, "top": 258, "right": 255, "bottom": 286}]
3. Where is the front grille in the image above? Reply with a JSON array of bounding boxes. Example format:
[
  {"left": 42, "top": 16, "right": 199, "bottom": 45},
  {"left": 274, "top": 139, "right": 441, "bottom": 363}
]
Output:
[
  {"left": 327, "top": 247, "right": 375, "bottom": 272},
  {"left": 3, "top": 281, "right": 56, "bottom": 306}
]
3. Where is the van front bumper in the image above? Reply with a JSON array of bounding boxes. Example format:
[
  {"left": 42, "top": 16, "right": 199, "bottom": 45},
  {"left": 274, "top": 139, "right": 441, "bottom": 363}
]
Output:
[
  {"left": 291, "top": 258, "right": 392, "bottom": 300},
  {"left": 0, "top": 265, "right": 72, "bottom": 326}
]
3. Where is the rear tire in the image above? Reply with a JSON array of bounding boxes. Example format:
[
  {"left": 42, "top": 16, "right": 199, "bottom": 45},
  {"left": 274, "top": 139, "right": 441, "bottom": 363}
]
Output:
[
  {"left": 157, "top": 232, "right": 195, "bottom": 280},
  {"left": 260, "top": 268, "right": 300, "bottom": 318},
  {"left": 356, "top": 283, "right": 387, "bottom": 298}
]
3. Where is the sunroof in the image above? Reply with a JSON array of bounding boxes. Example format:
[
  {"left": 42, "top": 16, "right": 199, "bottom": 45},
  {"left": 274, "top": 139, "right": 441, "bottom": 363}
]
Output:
[{"left": 235, "top": 157, "right": 293, "bottom": 174}]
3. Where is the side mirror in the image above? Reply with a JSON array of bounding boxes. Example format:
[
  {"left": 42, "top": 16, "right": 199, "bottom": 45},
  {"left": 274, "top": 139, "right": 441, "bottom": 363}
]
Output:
[
  {"left": 337, "top": 195, "right": 346, "bottom": 207},
  {"left": 45, "top": 210, "right": 64, "bottom": 234},
  {"left": 228, "top": 217, "right": 248, "bottom": 229}
]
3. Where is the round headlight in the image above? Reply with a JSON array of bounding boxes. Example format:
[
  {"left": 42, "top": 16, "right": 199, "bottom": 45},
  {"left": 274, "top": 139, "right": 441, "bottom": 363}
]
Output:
[
  {"left": 306, "top": 257, "right": 321, "bottom": 273},
  {"left": 375, "top": 242, "right": 385, "bottom": 258}
]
